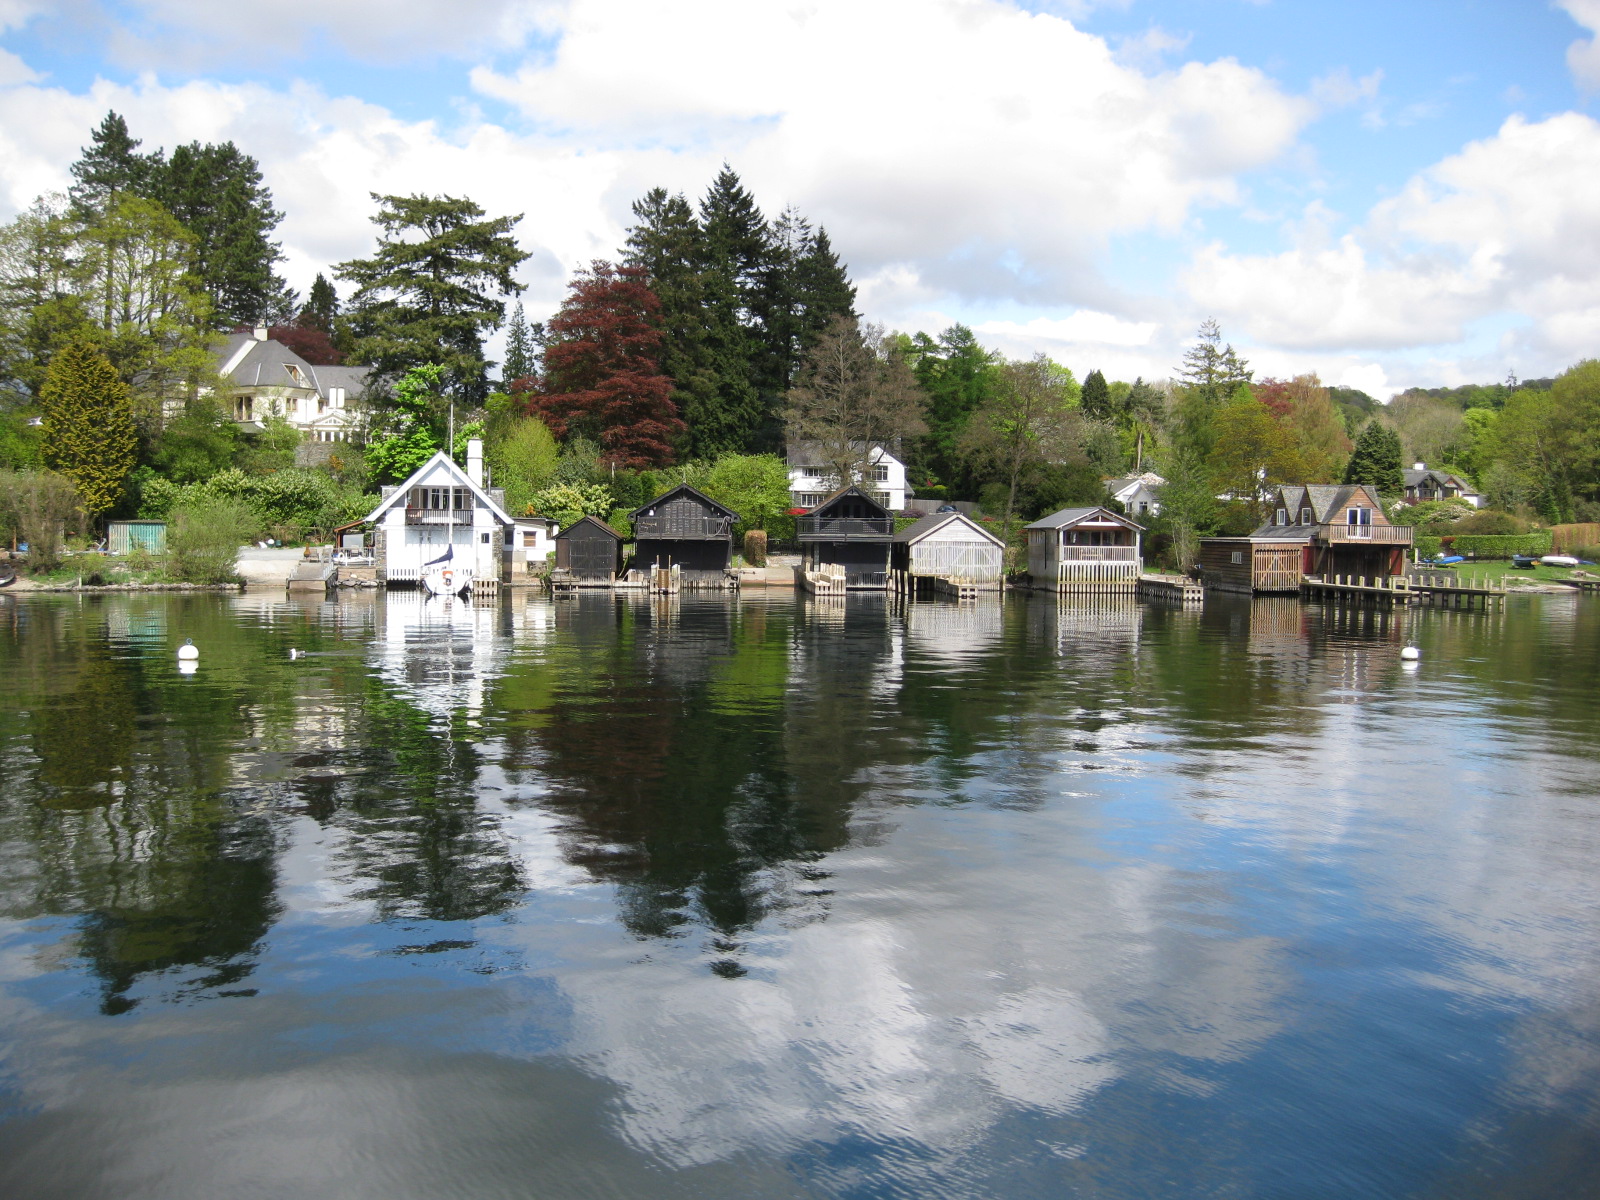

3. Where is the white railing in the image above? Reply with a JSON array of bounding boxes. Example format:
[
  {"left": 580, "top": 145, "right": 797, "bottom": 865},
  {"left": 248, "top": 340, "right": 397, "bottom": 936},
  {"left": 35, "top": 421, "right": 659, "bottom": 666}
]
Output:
[{"left": 1059, "top": 545, "right": 1139, "bottom": 561}]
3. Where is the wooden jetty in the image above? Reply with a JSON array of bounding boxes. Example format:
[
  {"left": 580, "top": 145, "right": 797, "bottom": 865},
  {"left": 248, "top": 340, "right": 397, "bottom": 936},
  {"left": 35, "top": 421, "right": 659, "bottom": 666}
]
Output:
[
  {"left": 1557, "top": 576, "right": 1600, "bottom": 593},
  {"left": 932, "top": 576, "right": 985, "bottom": 600},
  {"left": 1136, "top": 573, "right": 1204, "bottom": 604},
  {"left": 1301, "top": 573, "right": 1506, "bottom": 609},
  {"left": 799, "top": 563, "right": 848, "bottom": 595}
]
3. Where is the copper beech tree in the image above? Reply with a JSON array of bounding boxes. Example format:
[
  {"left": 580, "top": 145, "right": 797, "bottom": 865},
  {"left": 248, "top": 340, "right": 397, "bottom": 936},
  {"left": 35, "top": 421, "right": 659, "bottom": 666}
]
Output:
[{"left": 519, "top": 261, "right": 684, "bottom": 470}]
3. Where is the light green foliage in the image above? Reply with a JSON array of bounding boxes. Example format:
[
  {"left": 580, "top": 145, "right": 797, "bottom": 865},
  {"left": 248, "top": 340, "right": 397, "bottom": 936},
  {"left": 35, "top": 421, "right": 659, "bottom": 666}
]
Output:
[
  {"left": 1391, "top": 498, "right": 1478, "bottom": 526},
  {"left": 0, "top": 407, "right": 41, "bottom": 468},
  {"left": 139, "top": 466, "right": 366, "bottom": 537},
  {"left": 151, "top": 397, "right": 238, "bottom": 483},
  {"left": 166, "top": 496, "right": 254, "bottom": 583},
  {"left": 701, "top": 453, "right": 792, "bottom": 537},
  {"left": 1150, "top": 446, "right": 1218, "bottom": 571},
  {"left": 365, "top": 363, "right": 446, "bottom": 484},
  {"left": 0, "top": 468, "right": 82, "bottom": 569},
  {"left": 530, "top": 481, "right": 614, "bottom": 529},
  {"left": 336, "top": 193, "right": 529, "bottom": 403},
  {"left": 453, "top": 420, "right": 486, "bottom": 461},
  {"left": 958, "top": 355, "right": 1084, "bottom": 537},
  {"left": 1206, "top": 393, "right": 1306, "bottom": 517},
  {"left": 39, "top": 336, "right": 138, "bottom": 517},
  {"left": 235, "top": 413, "right": 301, "bottom": 475},
  {"left": 486, "top": 409, "right": 560, "bottom": 516},
  {"left": 906, "top": 324, "right": 1003, "bottom": 494}
]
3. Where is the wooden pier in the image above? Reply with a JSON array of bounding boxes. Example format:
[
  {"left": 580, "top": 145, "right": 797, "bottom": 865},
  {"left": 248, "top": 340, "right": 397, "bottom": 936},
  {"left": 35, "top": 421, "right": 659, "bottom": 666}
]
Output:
[
  {"left": 1302, "top": 573, "right": 1506, "bottom": 609},
  {"left": 1557, "top": 576, "right": 1600, "bottom": 593},
  {"left": 1137, "top": 573, "right": 1204, "bottom": 604},
  {"left": 800, "top": 564, "right": 847, "bottom": 595}
]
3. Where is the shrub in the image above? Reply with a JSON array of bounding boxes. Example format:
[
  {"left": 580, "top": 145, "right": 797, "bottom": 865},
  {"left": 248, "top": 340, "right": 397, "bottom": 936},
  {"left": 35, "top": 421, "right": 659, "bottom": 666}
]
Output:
[
  {"left": 1416, "top": 531, "right": 1552, "bottom": 559},
  {"left": 1451, "top": 509, "right": 1528, "bottom": 535},
  {"left": 743, "top": 529, "right": 767, "bottom": 568},
  {"left": 167, "top": 498, "right": 255, "bottom": 583},
  {"left": 1393, "top": 499, "right": 1476, "bottom": 526},
  {"left": 1551, "top": 522, "right": 1600, "bottom": 553},
  {"left": 0, "top": 468, "right": 82, "bottom": 571}
]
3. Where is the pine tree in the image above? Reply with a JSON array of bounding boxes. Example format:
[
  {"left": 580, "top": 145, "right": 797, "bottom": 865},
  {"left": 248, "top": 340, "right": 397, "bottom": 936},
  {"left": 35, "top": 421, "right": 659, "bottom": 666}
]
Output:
[
  {"left": 1343, "top": 421, "right": 1405, "bottom": 495},
  {"left": 1177, "top": 318, "right": 1252, "bottom": 405},
  {"left": 1080, "top": 369, "right": 1111, "bottom": 420},
  {"left": 39, "top": 336, "right": 138, "bottom": 518},
  {"left": 908, "top": 324, "right": 1001, "bottom": 492},
  {"left": 297, "top": 274, "right": 339, "bottom": 336},
  {"left": 68, "top": 112, "right": 157, "bottom": 219},
  {"left": 336, "top": 193, "right": 529, "bottom": 404},
  {"left": 503, "top": 301, "right": 535, "bottom": 385},
  {"left": 700, "top": 168, "right": 772, "bottom": 448},
  {"left": 527, "top": 261, "right": 683, "bottom": 469}
]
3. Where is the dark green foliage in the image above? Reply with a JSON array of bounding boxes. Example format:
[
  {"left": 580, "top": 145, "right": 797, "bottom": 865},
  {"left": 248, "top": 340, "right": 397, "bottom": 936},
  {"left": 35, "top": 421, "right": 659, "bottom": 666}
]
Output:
[
  {"left": 906, "top": 325, "right": 1001, "bottom": 493},
  {"left": 1329, "top": 385, "right": 1380, "bottom": 434},
  {"left": 68, "top": 112, "right": 156, "bottom": 218},
  {"left": 1343, "top": 422, "right": 1405, "bottom": 494},
  {"left": 1080, "top": 369, "right": 1111, "bottom": 420},
  {"left": 297, "top": 273, "right": 339, "bottom": 336},
  {"left": 1415, "top": 531, "right": 1552, "bottom": 559},
  {"left": 336, "top": 193, "right": 529, "bottom": 403},
  {"left": 151, "top": 399, "right": 238, "bottom": 483},
  {"left": 1452, "top": 509, "right": 1529, "bottom": 535},
  {"left": 503, "top": 301, "right": 536, "bottom": 384},
  {"left": 1021, "top": 460, "right": 1105, "bottom": 518}
]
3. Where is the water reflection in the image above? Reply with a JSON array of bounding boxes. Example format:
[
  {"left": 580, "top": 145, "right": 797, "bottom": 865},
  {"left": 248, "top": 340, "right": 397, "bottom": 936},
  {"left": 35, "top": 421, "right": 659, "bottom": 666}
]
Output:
[{"left": 0, "top": 589, "right": 1598, "bottom": 1197}]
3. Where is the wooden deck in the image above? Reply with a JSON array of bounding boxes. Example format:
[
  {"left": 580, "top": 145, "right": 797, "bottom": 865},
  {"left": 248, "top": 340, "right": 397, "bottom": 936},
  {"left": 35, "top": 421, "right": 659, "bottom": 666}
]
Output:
[
  {"left": 1557, "top": 576, "right": 1600, "bottom": 592},
  {"left": 1137, "top": 574, "right": 1204, "bottom": 604},
  {"left": 1302, "top": 573, "right": 1507, "bottom": 609},
  {"left": 799, "top": 564, "right": 847, "bottom": 595}
]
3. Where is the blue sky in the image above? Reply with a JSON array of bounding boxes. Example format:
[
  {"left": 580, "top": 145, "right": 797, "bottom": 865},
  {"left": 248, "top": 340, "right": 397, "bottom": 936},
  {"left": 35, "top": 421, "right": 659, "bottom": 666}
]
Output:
[{"left": 1, "top": 0, "right": 1597, "bottom": 396}]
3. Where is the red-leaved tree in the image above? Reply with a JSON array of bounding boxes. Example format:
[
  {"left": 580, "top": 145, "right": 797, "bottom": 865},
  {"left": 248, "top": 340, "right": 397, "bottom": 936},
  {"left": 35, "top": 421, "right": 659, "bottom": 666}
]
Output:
[{"left": 521, "top": 261, "right": 683, "bottom": 468}]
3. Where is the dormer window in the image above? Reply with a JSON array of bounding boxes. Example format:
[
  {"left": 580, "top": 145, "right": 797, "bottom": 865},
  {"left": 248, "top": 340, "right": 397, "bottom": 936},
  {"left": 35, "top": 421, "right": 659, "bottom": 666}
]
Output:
[
  {"left": 1300, "top": 507, "right": 1313, "bottom": 524},
  {"left": 285, "top": 364, "right": 306, "bottom": 386},
  {"left": 1275, "top": 507, "right": 1288, "bottom": 525}
]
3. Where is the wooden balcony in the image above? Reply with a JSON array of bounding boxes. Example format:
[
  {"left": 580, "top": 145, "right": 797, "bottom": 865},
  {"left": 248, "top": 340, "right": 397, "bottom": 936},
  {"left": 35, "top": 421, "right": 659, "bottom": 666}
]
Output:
[
  {"left": 633, "top": 515, "right": 733, "bottom": 539},
  {"left": 405, "top": 506, "right": 473, "bottom": 525},
  {"left": 1059, "top": 545, "right": 1139, "bottom": 561},
  {"left": 1321, "top": 523, "right": 1413, "bottom": 545},
  {"left": 797, "top": 515, "right": 894, "bottom": 542}
]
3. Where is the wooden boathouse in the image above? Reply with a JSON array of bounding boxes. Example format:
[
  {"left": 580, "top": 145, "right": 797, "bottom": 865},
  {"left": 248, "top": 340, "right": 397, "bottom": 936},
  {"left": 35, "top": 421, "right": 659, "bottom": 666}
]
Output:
[
  {"left": 1025, "top": 506, "right": 1143, "bottom": 592},
  {"left": 891, "top": 511, "right": 1004, "bottom": 594},
  {"left": 797, "top": 486, "right": 894, "bottom": 590},
  {"left": 553, "top": 515, "right": 625, "bottom": 584},
  {"left": 1201, "top": 484, "right": 1412, "bottom": 593},
  {"left": 628, "top": 484, "right": 738, "bottom": 588}
]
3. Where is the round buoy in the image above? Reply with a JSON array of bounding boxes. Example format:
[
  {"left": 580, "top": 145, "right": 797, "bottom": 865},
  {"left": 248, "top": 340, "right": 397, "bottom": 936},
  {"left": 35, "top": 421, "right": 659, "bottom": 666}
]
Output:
[
  {"left": 1400, "top": 645, "right": 1420, "bottom": 661},
  {"left": 178, "top": 660, "right": 198, "bottom": 676},
  {"left": 177, "top": 638, "right": 199, "bottom": 661}
]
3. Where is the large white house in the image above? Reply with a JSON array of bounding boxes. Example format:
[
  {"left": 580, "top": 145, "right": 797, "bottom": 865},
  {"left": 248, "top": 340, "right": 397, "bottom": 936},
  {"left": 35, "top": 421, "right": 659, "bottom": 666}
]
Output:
[
  {"left": 214, "top": 328, "right": 371, "bottom": 442},
  {"left": 363, "top": 439, "right": 515, "bottom": 586},
  {"left": 787, "top": 445, "right": 910, "bottom": 510}
]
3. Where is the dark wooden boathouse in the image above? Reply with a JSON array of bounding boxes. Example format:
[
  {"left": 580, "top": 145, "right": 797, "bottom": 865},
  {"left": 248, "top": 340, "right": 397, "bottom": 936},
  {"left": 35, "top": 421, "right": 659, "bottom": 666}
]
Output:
[
  {"left": 628, "top": 484, "right": 738, "bottom": 587},
  {"left": 554, "top": 515, "right": 625, "bottom": 583},
  {"left": 798, "top": 486, "right": 894, "bottom": 589}
]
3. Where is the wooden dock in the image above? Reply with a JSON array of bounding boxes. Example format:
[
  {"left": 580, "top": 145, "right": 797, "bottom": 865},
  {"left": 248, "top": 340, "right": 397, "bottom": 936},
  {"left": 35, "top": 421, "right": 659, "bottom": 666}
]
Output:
[
  {"left": 1137, "top": 573, "right": 1204, "bottom": 604},
  {"left": 799, "top": 564, "right": 847, "bottom": 595},
  {"left": 1302, "top": 573, "right": 1506, "bottom": 609},
  {"left": 1557, "top": 576, "right": 1600, "bottom": 593}
]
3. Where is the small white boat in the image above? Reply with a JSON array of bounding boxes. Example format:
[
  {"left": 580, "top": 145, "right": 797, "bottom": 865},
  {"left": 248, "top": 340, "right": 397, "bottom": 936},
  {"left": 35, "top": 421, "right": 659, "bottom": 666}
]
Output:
[
  {"left": 1539, "top": 555, "right": 1580, "bottom": 568},
  {"left": 421, "top": 546, "right": 471, "bottom": 597}
]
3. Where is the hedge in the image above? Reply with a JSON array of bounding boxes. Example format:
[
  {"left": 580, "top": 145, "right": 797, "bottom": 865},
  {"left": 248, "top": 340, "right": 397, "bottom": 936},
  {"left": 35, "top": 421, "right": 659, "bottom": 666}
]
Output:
[
  {"left": 1551, "top": 522, "right": 1600, "bottom": 553},
  {"left": 1414, "top": 531, "right": 1552, "bottom": 559}
]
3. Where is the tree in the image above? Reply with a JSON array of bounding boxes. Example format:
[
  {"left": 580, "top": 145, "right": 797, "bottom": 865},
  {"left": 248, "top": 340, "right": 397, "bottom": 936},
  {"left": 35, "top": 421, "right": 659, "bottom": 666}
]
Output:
[
  {"left": 297, "top": 273, "right": 339, "bottom": 336},
  {"left": 1080, "top": 369, "right": 1111, "bottom": 420},
  {"left": 1206, "top": 392, "right": 1307, "bottom": 520},
  {"left": 68, "top": 112, "right": 156, "bottom": 220},
  {"left": 1545, "top": 359, "right": 1600, "bottom": 509},
  {"left": 907, "top": 324, "right": 1002, "bottom": 492},
  {"left": 485, "top": 407, "right": 560, "bottom": 517},
  {"left": 1151, "top": 446, "right": 1217, "bottom": 571},
  {"left": 1255, "top": 374, "right": 1351, "bottom": 481},
  {"left": 0, "top": 469, "right": 82, "bottom": 569},
  {"left": 526, "top": 261, "right": 683, "bottom": 469},
  {"left": 155, "top": 139, "right": 286, "bottom": 328},
  {"left": 1343, "top": 421, "right": 1405, "bottom": 496},
  {"left": 1173, "top": 319, "right": 1253, "bottom": 459},
  {"left": 265, "top": 323, "right": 342, "bottom": 366},
  {"left": 150, "top": 396, "right": 238, "bottom": 483},
  {"left": 336, "top": 193, "right": 529, "bottom": 402},
  {"left": 502, "top": 301, "right": 536, "bottom": 385},
  {"left": 783, "top": 317, "right": 927, "bottom": 495},
  {"left": 957, "top": 355, "right": 1082, "bottom": 538},
  {"left": 701, "top": 453, "right": 793, "bottom": 536},
  {"left": 365, "top": 363, "right": 447, "bottom": 484},
  {"left": 38, "top": 336, "right": 138, "bottom": 518}
]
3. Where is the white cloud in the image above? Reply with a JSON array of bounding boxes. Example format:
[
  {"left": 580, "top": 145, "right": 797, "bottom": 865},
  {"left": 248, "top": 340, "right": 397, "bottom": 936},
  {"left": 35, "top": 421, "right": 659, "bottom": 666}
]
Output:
[
  {"left": 1560, "top": 0, "right": 1600, "bottom": 90},
  {"left": 1182, "top": 113, "right": 1600, "bottom": 373}
]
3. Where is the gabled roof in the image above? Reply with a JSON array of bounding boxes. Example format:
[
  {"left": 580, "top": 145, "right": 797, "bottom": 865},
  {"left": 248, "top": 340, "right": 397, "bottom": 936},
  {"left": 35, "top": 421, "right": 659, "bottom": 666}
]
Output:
[
  {"left": 361, "top": 451, "right": 515, "bottom": 526},
  {"left": 1253, "top": 482, "right": 1386, "bottom": 537},
  {"left": 1105, "top": 472, "right": 1166, "bottom": 497},
  {"left": 555, "top": 514, "right": 624, "bottom": 541},
  {"left": 628, "top": 482, "right": 738, "bottom": 521},
  {"left": 810, "top": 484, "right": 891, "bottom": 517},
  {"left": 785, "top": 443, "right": 904, "bottom": 469},
  {"left": 1402, "top": 467, "right": 1472, "bottom": 490},
  {"left": 893, "top": 510, "right": 1005, "bottom": 547},
  {"left": 1024, "top": 505, "right": 1145, "bottom": 532},
  {"left": 216, "top": 334, "right": 371, "bottom": 399}
]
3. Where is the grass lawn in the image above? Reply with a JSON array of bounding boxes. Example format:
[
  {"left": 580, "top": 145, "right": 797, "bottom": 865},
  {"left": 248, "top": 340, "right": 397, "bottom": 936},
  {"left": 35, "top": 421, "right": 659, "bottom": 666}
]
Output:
[{"left": 1421, "top": 559, "right": 1600, "bottom": 586}]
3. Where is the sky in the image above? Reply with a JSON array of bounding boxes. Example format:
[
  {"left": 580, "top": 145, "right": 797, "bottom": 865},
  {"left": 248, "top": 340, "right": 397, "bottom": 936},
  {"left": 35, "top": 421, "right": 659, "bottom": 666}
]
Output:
[{"left": 1, "top": 0, "right": 1597, "bottom": 398}]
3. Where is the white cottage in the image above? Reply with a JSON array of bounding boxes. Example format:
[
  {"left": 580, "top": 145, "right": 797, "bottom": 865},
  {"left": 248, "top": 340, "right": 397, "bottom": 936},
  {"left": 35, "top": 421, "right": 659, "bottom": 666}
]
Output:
[
  {"left": 1025, "top": 505, "right": 1145, "bottom": 593},
  {"left": 787, "top": 444, "right": 910, "bottom": 510},
  {"left": 364, "top": 439, "right": 514, "bottom": 587}
]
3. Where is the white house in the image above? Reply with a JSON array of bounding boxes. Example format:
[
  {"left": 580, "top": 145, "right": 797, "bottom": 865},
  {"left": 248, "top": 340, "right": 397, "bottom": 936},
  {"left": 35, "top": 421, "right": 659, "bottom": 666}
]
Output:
[
  {"left": 787, "top": 445, "right": 910, "bottom": 510},
  {"left": 1105, "top": 471, "right": 1165, "bottom": 518},
  {"left": 363, "top": 439, "right": 514, "bottom": 586},
  {"left": 213, "top": 328, "right": 372, "bottom": 442},
  {"left": 505, "top": 516, "right": 560, "bottom": 579}
]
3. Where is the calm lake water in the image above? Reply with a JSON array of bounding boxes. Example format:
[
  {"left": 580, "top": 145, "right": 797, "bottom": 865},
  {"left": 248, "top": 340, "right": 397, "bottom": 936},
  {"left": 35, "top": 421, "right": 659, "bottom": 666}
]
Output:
[{"left": 1, "top": 587, "right": 1598, "bottom": 1199}]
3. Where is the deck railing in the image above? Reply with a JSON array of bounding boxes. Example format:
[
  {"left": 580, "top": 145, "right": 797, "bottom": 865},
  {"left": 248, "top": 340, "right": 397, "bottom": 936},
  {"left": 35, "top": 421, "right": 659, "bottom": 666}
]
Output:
[
  {"left": 632, "top": 515, "right": 733, "bottom": 539},
  {"left": 1322, "top": 524, "right": 1413, "bottom": 544},
  {"left": 797, "top": 515, "right": 894, "bottom": 540},
  {"left": 405, "top": 506, "right": 473, "bottom": 524},
  {"left": 1059, "top": 545, "right": 1139, "bottom": 561}
]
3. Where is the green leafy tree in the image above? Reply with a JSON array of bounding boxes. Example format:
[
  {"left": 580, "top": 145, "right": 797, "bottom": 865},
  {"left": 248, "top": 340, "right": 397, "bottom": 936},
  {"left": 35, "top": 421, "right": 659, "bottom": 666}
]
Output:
[
  {"left": 151, "top": 397, "right": 239, "bottom": 483},
  {"left": 1206, "top": 392, "right": 1307, "bottom": 520},
  {"left": 1548, "top": 359, "right": 1600, "bottom": 509},
  {"left": 958, "top": 355, "right": 1082, "bottom": 539},
  {"left": 702, "top": 453, "right": 794, "bottom": 537},
  {"left": 336, "top": 193, "right": 529, "bottom": 403},
  {"left": 530, "top": 481, "right": 614, "bottom": 528},
  {"left": 502, "top": 301, "right": 537, "bottom": 384},
  {"left": 365, "top": 363, "right": 447, "bottom": 484},
  {"left": 1343, "top": 421, "right": 1405, "bottom": 496},
  {"left": 1151, "top": 446, "right": 1218, "bottom": 570},
  {"left": 39, "top": 336, "right": 138, "bottom": 518},
  {"left": 906, "top": 324, "right": 1002, "bottom": 494},
  {"left": 486, "top": 408, "right": 560, "bottom": 517},
  {"left": 0, "top": 468, "right": 82, "bottom": 569},
  {"left": 1173, "top": 319, "right": 1252, "bottom": 459}
]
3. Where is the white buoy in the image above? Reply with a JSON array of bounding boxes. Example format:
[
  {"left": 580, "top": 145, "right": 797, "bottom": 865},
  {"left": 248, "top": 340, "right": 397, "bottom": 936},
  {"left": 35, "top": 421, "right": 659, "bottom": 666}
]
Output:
[
  {"left": 1400, "top": 645, "right": 1420, "bottom": 661},
  {"left": 178, "top": 660, "right": 198, "bottom": 676},
  {"left": 177, "top": 638, "right": 199, "bottom": 661},
  {"left": 289, "top": 648, "right": 302, "bottom": 660}
]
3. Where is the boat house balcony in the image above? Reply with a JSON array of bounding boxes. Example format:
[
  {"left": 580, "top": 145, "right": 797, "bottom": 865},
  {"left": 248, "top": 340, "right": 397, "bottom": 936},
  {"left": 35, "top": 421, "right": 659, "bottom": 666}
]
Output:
[
  {"left": 632, "top": 514, "right": 733, "bottom": 540},
  {"left": 405, "top": 505, "right": 473, "bottom": 525},
  {"left": 1059, "top": 545, "right": 1139, "bottom": 561},
  {"left": 797, "top": 514, "right": 894, "bottom": 542},
  {"left": 1321, "top": 523, "right": 1413, "bottom": 545}
]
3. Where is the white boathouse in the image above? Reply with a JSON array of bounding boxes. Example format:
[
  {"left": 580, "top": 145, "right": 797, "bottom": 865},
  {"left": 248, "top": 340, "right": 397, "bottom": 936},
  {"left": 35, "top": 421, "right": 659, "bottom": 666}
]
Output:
[{"left": 364, "top": 439, "right": 515, "bottom": 587}]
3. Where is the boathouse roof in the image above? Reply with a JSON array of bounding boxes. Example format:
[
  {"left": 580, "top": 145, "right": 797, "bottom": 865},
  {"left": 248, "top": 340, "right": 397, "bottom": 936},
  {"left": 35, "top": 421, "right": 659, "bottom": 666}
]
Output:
[
  {"left": 627, "top": 482, "right": 738, "bottom": 522},
  {"left": 556, "top": 514, "right": 625, "bottom": 541},
  {"left": 362, "top": 451, "right": 515, "bottom": 527},
  {"left": 893, "top": 510, "right": 1005, "bottom": 547},
  {"left": 1024, "top": 505, "right": 1144, "bottom": 532}
]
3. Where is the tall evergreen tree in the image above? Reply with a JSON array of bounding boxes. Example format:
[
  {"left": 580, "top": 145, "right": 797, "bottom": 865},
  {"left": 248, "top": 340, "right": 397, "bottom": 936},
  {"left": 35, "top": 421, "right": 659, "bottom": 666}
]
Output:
[
  {"left": 907, "top": 324, "right": 1001, "bottom": 492},
  {"left": 1177, "top": 318, "right": 1253, "bottom": 404},
  {"left": 1343, "top": 421, "right": 1405, "bottom": 495},
  {"left": 39, "top": 336, "right": 138, "bottom": 518},
  {"left": 68, "top": 112, "right": 157, "bottom": 219},
  {"left": 296, "top": 273, "right": 339, "bottom": 336},
  {"left": 336, "top": 193, "right": 529, "bottom": 404},
  {"left": 1080, "top": 369, "right": 1111, "bottom": 420},
  {"left": 502, "top": 301, "right": 535, "bottom": 385}
]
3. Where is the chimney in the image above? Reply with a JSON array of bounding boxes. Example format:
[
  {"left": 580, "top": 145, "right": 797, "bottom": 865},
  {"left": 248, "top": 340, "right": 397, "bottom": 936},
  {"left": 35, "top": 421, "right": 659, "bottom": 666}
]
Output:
[
  {"left": 253, "top": 326, "right": 269, "bottom": 341},
  {"left": 467, "top": 438, "right": 484, "bottom": 487},
  {"left": 1413, "top": 461, "right": 1425, "bottom": 471}
]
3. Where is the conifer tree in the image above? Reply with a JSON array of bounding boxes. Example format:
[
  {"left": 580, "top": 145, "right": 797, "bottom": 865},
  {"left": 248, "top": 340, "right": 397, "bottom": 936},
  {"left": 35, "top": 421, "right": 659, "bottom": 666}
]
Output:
[
  {"left": 297, "top": 274, "right": 339, "bottom": 336},
  {"left": 1080, "top": 369, "right": 1111, "bottom": 420},
  {"left": 39, "top": 336, "right": 137, "bottom": 518},
  {"left": 503, "top": 301, "right": 536, "bottom": 385},
  {"left": 337, "top": 193, "right": 529, "bottom": 403},
  {"left": 1343, "top": 421, "right": 1405, "bottom": 495},
  {"left": 68, "top": 111, "right": 156, "bottom": 219}
]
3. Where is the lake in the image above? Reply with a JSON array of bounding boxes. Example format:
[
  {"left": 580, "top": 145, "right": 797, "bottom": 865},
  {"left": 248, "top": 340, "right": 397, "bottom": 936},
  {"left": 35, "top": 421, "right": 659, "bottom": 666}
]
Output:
[{"left": 1, "top": 587, "right": 1597, "bottom": 1199}]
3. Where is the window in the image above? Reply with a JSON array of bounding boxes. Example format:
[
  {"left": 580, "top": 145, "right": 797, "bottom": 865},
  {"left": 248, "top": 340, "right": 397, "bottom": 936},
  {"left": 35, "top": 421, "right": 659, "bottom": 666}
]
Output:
[
  {"left": 1275, "top": 507, "right": 1288, "bottom": 525},
  {"left": 1346, "top": 507, "right": 1371, "bottom": 525},
  {"left": 481, "top": 533, "right": 490, "bottom": 544},
  {"left": 871, "top": 464, "right": 890, "bottom": 483},
  {"left": 1300, "top": 507, "right": 1313, "bottom": 524},
  {"left": 1230, "top": 550, "right": 1243, "bottom": 565}
]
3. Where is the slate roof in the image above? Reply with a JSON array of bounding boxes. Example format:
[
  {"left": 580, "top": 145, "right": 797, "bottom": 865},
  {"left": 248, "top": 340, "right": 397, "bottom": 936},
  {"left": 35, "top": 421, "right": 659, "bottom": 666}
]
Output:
[
  {"left": 1401, "top": 467, "right": 1472, "bottom": 490},
  {"left": 1249, "top": 483, "right": 1385, "bottom": 537},
  {"left": 556, "top": 514, "right": 624, "bottom": 540},
  {"left": 893, "top": 510, "right": 1005, "bottom": 546},
  {"left": 360, "top": 451, "right": 515, "bottom": 526},
  {"left": 216, "top": 334, "right": 371, "bottom": 399},
  {"left": 627, "top": 482, "right": 738, "bottom": 521},
  {"left": 1024, "top": 505, "right": 1145, "bottom": 532},
  {"left": 810, "top": 485, "right": 891, "bottom": 517}
]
